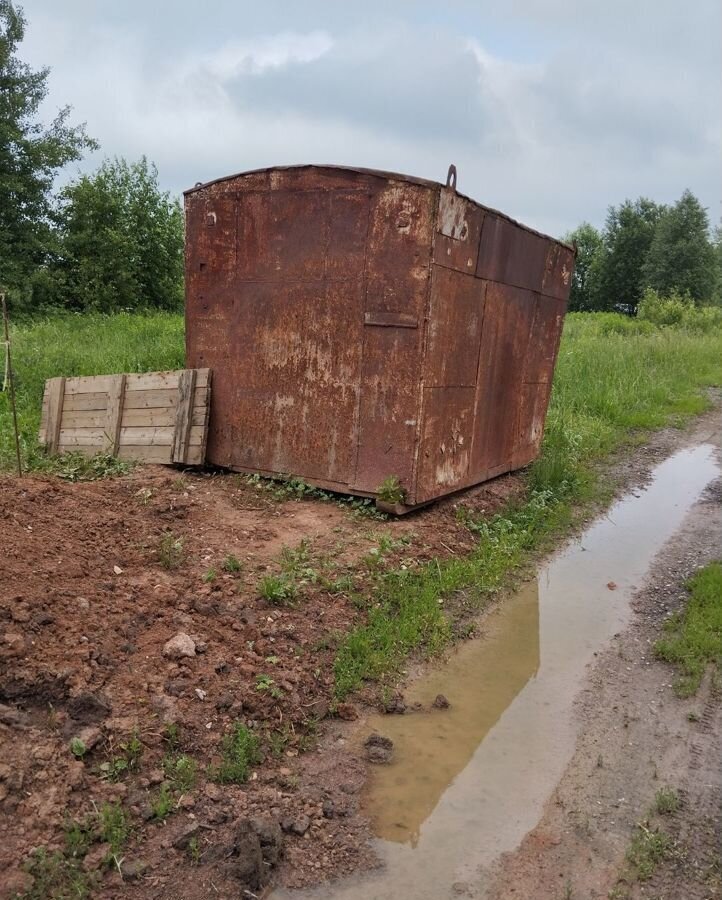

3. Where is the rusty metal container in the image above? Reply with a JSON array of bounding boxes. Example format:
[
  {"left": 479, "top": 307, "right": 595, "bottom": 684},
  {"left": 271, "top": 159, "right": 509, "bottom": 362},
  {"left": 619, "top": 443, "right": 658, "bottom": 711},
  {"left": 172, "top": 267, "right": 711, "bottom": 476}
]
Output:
[{"left": 184, "top": 164, "right": 574, "bottom": 509}]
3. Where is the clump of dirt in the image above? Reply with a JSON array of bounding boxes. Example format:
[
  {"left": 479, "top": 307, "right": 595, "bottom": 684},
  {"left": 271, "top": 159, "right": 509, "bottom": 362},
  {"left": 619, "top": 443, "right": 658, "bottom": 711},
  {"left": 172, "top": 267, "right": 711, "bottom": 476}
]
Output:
[{"left": 0, "top": 466, "right": 521, "bottom": 898}]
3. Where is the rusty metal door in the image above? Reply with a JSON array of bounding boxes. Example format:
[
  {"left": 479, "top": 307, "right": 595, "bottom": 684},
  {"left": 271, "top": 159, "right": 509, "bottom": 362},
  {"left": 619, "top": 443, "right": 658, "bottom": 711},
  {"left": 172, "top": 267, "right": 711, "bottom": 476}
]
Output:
[
  {"left": 470, "top": 283, "right": 537, "bottom": 477},
  {"left": 353, "top": 185, "right": 434, "bottom": 497}
]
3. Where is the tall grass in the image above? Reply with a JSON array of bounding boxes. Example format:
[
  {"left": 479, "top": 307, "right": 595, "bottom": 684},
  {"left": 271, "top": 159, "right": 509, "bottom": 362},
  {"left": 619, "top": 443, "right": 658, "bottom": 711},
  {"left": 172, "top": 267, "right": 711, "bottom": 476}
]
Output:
[
  {"left": 0, "top": 311, "right": 184, "bottom": 469},
  {"left": 531, "top": 313, "right": 722, "bottom": 496}
]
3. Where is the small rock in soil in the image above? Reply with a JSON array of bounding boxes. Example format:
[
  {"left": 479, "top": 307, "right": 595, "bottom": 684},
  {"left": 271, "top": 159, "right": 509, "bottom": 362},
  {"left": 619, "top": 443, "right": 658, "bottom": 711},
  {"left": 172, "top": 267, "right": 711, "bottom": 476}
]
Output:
[
  {"left": 83, "top": 842, "right": 111, "bottom": 871},
  {"left": 67, "top": 691, "right": 111, "bottom": 725},
  {"left": 336, "top": 702, "right": 359, "bottom": 721},
  {"left": 250, "top": 817, "right": 284, "bottom": 865},
  {"left": 281, "top": 815, "right": 310, "bottom": 836},
  {"left": 364, "top": 734, "right": 394, "bottom": 764},
  {"left": 383, "top": 693, "right": 407, "bottom": 714},
  {"left": 229, "top": 819, "right": 264, "bottom": 889},
  {"left": 122, "top": 858, "right": 148, "bottom": 881},
  {"left": 204, "top": 783, "right": 223, "bottom": 802},
  {"left": 162, "top": 633, "right": 196, "bottom": 660},
  {"left": 171, "top": 821, "right": 200, "bottom": 850},
  {"left": 433, "top": 694, "right": 451, "bottom": 709},
  {"left": 322, "top": 799, "right": 336, "bottom": 818}
]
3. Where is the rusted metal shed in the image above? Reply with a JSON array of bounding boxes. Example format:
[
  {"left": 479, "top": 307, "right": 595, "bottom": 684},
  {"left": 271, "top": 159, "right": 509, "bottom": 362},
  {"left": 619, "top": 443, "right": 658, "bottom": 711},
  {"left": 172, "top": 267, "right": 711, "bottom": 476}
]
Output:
[{"left": 184, "top": 164, "right": 574, "bottom": 510}]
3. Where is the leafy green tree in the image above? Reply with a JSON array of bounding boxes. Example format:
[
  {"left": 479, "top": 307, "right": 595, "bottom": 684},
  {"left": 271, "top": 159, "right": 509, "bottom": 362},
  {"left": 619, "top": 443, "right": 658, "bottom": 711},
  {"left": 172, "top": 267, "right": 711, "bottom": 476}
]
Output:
[
  {"left": 52, "top": 157, "right": 184, "bottom": 312},
  {"left": 591, "top": 198, "right": 665, "bottom": 314},
  {"left": 0, "top": 0, "right": 95, "bottom": 307},
  {"left": 562, "top": 222, "right": 603, "bottom": 311},
  {"left": 642, "top": 190, "right": 717, "bottom": 304}
]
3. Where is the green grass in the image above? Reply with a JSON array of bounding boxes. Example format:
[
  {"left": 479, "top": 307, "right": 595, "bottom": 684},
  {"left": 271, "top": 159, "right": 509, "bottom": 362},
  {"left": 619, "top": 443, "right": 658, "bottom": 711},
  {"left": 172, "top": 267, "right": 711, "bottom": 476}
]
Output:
[
  {"left": 210, "top": 721, "right": 261, "bottom": 785},
  {"left": 0, "top": 310, "right": 184, "bottom": 471},
  {"left": 654, "top": 787, "right": 681, "bottom": 815},
  {"left": 654, "top": 562, "right": 722, "bottom": 696},
  {"left": 626, "top": 822, "right": 672, "bottom": 881}
]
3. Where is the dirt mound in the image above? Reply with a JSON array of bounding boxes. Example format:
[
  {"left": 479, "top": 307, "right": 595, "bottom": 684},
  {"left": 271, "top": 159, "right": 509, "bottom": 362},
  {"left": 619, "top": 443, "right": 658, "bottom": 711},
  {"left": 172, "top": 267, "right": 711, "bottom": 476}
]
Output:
[{"left": 0, "top": 466, "right": 521, "bottom": 897}]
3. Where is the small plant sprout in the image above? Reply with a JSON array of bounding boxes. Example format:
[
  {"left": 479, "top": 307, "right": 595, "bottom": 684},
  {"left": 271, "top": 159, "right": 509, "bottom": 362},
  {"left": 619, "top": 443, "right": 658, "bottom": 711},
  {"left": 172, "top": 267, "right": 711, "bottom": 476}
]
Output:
[
  {"left": 654, "top": 787, "right": 680, "bottom": 815},
  {"left": 151, "top": 784, "right": 175, "bottom": 820},
  {"left": 202, "top": 567, "right": 217, "bottom": 583},
  {"left": 211, "top": 721, "right": 261, "bottom": 785},
  {"left": 259, "top": 573, "right": 297, "bottom": 605},
  {"left": 255, "top": 674, "right": 284, "bottom": 698},
  {"left": 222, "top": 554, "right": 243, "bottom": 573},
  {"left": 376, "top": 475, "right": 406, "bottom": 505},
  {"left": 69, "top": 737, "right": 87, "bottom": 759},
  {"left": 159, "top": 532, "right": 184, "bottom": 569}
]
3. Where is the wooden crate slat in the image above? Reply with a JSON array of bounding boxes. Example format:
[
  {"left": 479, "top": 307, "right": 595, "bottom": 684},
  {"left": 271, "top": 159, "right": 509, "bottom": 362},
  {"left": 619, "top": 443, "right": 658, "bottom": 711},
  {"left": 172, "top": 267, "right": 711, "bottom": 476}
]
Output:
[
  {"left": 172, "top": 369, "right": 197, "bottom": 464},
  {"left": 38, "top": 368, "right": 210, "bottom": 466},
  {"left": 125, "top": 370, "right": 210, "bottom": 391},
  {"left": 62, "top": 391, "right": 113, "bottom": 411},
  {"left": 105, "top": 374, "right": 126, "bottom": 455},
  {"left": 44, "top": 377, "right": 66, "bottom": 453}
]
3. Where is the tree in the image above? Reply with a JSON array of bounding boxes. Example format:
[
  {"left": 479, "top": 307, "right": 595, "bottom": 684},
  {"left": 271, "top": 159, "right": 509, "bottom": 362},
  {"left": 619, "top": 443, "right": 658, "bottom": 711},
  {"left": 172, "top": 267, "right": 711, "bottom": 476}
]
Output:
[
  {"left": 0, "top": 1, "right": 95, "bottom": 306},
  {"left": 591, "top": 198, "right": 665, "bottom": 314},
  {"left": 50, "top": 157, "right": 184, "bottom": 312},
  {"left": 562, "top": 222, "right": 603, "bottom": 311},
  {"left": 642, "top": 190, "right": 717, "bottom": 304}
]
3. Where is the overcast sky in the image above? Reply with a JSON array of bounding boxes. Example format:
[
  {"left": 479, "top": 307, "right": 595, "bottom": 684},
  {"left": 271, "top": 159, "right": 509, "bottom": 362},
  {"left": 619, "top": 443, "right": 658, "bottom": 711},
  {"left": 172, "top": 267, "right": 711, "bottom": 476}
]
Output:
[{"left": 20, "top": 0, "right": 722, "bottom": 237}]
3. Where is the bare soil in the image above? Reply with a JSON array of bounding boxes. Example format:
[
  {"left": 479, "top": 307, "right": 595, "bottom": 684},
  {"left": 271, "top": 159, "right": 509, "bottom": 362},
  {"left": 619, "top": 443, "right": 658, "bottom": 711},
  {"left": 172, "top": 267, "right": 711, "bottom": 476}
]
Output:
[{"left": 0, "top": 464, "right": 521, "bottom": 898}]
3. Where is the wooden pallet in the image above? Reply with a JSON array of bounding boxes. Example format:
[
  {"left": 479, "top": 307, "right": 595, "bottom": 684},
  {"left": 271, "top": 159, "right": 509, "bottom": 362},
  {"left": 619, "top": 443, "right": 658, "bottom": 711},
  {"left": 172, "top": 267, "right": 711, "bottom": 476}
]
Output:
[{"left": 39, "top": 369, "right": 212, "bottom": 465}]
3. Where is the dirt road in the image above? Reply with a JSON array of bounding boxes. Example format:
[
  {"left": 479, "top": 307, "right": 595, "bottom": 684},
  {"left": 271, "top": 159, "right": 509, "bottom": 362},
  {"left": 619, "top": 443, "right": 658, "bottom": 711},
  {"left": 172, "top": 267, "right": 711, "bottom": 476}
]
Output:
[{"left": 484, "top": 419, "right": 721, "bottom": 900}]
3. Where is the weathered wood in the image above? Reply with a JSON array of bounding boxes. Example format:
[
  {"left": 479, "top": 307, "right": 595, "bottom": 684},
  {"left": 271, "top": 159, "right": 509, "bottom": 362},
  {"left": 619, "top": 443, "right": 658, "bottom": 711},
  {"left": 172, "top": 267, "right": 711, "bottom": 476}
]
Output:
[
  {"left": 172, "top": 369, "right": 197, "bottom": 463},
  {"left": 119, "top": 425, "right": 205, "bottom": 446},
  {"left": 125, "top": 370, "right": 210, "bottom": 391},
  {"left": 104, "top": 374, "right": 126, "bottom": 454},
  {"left": 38, "top": 368, "right": 211, "bottom": 466},
  {"left": 62, "top": 406, "right": 208, "bottom": 429},
  {"left": 44, "top": 377, "right": 66, "bottom": 452}
]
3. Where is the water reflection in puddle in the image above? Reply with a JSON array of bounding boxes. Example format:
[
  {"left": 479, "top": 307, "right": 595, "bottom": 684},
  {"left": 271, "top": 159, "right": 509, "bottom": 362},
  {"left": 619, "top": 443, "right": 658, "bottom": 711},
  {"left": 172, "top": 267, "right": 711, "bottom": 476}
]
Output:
[{"left": 273, "top": 444, "right": 719, "bottom": 900}]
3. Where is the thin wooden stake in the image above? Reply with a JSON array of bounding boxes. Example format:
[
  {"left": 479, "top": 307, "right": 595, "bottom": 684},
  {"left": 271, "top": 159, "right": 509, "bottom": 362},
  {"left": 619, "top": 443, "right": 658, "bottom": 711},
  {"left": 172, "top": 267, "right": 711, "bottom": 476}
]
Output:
[{"left": 1, "top": 294, "right": 22, "bottom": 476}]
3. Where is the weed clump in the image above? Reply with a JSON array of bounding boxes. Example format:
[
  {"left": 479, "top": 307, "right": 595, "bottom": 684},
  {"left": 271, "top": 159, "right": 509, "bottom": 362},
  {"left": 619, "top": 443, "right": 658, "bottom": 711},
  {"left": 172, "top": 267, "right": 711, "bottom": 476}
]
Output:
[
  {"left": 653, "top": 787, "right": 680, "bottom": 815},
  {"left": 158, "top": 532, "right": 184, "bottom": 570},
  {"left": 654, "top": 562, "right": 722, "bottom": 696},
  {"left": 376, "top": 475, "right": 406, "bottom": 505},
  {"left": 259, "top": 573, "right": 297, "bottom": 605},
  {"left": 211, "top": 721, "right": 261, "bottom": 785}
]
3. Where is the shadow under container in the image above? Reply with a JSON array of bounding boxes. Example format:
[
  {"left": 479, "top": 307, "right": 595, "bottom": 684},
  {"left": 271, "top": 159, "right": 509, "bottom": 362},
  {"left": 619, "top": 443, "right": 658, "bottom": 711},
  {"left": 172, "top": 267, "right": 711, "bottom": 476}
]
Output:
[{"left": 184, "top": 165, "right": 574, "bottom": 511}]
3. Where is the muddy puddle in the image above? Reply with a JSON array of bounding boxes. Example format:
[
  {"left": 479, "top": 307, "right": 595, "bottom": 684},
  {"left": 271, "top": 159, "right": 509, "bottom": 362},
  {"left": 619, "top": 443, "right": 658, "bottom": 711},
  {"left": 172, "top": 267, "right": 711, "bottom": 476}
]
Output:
[{"left": 273, "top": 444, "right": 719, "bottom": 900}]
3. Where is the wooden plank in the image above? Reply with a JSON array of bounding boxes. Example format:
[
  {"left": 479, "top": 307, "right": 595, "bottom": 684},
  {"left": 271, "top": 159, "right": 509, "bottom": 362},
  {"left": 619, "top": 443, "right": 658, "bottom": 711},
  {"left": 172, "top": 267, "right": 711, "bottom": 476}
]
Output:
[
  {"left": 105, "top": 374, "right": 126, "bottom": 454},
  {"left": 172, "top": 369, "right": 197, "bottom": 464},
  {"left": 192, "top": 373, "right": 212, "bottom": 462},
  {"left": 57, "top": 429, "right": 106, "bottom": 448},
  {"left": 64, "top": 375, "right": 116, "bottom": 394},
  {"left": 117, "top": 444, "right": 174, "bottom": 463},
  {"left": 62, "top": 391, "right": 112, "bottom": 411},
  {"left": 119, "top": 425, "right": 205, "bottom": 446},
  {"left": 44, "top": 377, "right": 66, "bottom": 452},
  {"left": 60, "top": 406, "right": 208, "bottom": 429},
  {"left": 125, "top": 369, "right": 209, "bottom": 391},
  {"left": 123, "top": 389, "right": 178, "bottom": 410}
]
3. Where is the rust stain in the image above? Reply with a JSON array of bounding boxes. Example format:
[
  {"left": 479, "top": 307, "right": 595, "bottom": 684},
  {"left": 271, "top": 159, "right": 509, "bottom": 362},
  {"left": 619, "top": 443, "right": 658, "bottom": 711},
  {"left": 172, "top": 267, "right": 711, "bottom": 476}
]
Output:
[{"left": 185, "top": 165, "right": 574, "bottom": 509}]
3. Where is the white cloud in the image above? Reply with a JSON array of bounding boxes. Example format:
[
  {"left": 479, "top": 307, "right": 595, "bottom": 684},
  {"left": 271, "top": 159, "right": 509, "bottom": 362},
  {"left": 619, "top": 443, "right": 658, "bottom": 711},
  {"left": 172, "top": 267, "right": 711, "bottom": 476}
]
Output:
[{"left": 18, "top": 0, "right": 722, "bottom": 236}]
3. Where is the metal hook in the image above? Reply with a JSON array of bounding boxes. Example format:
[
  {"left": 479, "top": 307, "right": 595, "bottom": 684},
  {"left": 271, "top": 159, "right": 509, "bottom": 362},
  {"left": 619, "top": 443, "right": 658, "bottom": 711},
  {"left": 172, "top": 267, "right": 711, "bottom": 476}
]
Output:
[{"left": 446, "top": 164, "right": 457, "bottom": 191}]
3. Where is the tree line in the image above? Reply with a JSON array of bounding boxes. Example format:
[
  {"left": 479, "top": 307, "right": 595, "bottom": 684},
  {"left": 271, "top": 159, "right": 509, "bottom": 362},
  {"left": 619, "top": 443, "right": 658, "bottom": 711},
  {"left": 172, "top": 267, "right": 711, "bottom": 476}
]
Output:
[
  {"left": 2, "top": 1, "right": 721, "bottom": 318},
  {"left": 564, "top": 194, "right": 721, "bottom": 314},
  {"left": 1, "top": 1, "right": 183, "bottom": 316}
]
